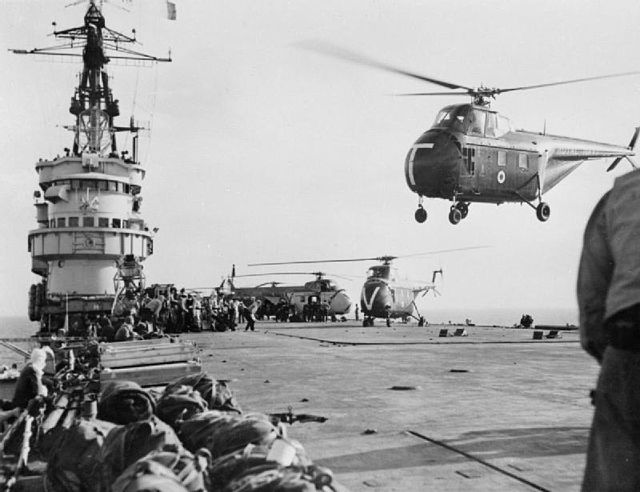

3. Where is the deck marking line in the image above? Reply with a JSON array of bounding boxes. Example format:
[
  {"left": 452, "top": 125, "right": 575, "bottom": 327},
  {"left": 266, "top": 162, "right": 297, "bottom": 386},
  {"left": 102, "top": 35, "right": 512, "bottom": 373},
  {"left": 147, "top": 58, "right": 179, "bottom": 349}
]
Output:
[
  {"left": 269, "top": 332, "right": 578, "bottom": 346},
  {"left": 407, "top": 430, "right": 551, "bottom": 492}
]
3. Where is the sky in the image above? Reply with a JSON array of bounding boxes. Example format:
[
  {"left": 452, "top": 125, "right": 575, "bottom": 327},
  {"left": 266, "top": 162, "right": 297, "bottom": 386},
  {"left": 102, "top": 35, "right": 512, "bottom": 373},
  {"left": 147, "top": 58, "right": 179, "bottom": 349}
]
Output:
[{"left": 1, "top": 0, "right": 640, "bottom": 323}]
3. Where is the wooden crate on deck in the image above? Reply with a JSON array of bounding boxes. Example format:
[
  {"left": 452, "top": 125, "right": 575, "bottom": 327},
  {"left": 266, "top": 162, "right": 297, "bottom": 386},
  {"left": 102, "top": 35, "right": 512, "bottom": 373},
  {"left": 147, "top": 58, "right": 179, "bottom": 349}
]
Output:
[{"left": 98, "top": 338, "right": 202, "bottom": 387}]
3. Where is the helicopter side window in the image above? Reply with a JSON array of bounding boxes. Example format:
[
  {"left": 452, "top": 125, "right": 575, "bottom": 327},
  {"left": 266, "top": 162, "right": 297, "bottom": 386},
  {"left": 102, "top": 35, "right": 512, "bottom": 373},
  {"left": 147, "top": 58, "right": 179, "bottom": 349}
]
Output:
[
  {"left": 518, "top": 153, "right": 529, "bottom": 170},
  {"left": 498, "top": 151, "right": 506, "bottom": 166},
  {"left": 467, "top": 110, "right": 486, "bottom": 136},
  {"left": 485, "top": 112, "right": 498, "bottom": 138}
]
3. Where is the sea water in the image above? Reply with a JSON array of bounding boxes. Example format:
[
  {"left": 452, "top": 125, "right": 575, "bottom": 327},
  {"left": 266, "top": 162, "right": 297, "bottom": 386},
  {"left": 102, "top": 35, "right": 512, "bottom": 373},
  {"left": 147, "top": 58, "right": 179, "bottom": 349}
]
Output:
[{"left": 0, "top": 317, "right": 42, "bottom": 366}]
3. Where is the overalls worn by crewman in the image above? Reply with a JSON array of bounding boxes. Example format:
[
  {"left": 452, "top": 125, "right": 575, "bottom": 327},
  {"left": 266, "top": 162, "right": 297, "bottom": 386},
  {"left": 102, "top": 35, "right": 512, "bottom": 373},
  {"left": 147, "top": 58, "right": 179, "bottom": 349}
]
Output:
[{"left": 578, "top": 168, "right": 640, "bottom": 492}]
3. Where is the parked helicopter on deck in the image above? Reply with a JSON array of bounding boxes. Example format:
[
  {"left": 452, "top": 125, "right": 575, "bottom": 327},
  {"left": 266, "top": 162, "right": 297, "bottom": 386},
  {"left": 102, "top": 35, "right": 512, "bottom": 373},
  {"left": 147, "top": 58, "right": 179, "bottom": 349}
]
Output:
[
  {"left": 300, "top": 43, "right": 640, "bottom": 224},
  {"left": 219, "top": 270, "right": 352, "bottom": 321},
  {"left": 252, "top": 246, "right": 485, "bottom": 327}
]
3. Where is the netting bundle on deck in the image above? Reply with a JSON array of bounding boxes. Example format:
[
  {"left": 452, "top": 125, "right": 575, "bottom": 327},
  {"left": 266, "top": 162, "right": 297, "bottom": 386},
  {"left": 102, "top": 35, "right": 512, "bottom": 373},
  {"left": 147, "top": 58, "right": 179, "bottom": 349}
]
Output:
[
  {"left": 179, "top": 411, "right": 279, "bottom": 460},
  {"left": 111, "top": 445, "right": 211, "bottom": 492},
  {"left": 206, "top": 439, "right": 331, "bottom": 492},
  {"left": 165, "top": 372, "right": 242, "bottom": 414},
  {"left": 98, "top": 416, "right": 184, "bottom": 488},
  {"left": 43, "top": 418, "right": 117, "bottom": 492},
  {"left": 156, "top": 385, "right": 208, "bottom": 431}
]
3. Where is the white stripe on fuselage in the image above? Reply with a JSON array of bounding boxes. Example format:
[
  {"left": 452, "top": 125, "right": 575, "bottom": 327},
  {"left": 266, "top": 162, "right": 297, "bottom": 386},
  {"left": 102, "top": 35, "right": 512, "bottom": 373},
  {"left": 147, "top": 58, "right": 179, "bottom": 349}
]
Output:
[
  {"left": 361, "top": 286, "right": 381, "bottom": 312},
  {"left": 408, "top": 143, "right": 435, "bottom": 187}
]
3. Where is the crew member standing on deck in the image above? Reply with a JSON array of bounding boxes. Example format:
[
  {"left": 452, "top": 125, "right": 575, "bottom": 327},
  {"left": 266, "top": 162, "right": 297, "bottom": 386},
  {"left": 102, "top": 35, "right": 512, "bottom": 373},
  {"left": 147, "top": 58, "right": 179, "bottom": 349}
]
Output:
[
  {"left": 578, "top": 168, "right": 640, "bottom": 492},
  {"left": 13, "top": 348, "right": 50, "bottom": 409},
  {"left": 245, "top": 297, "right": 258, "bottom": 331}
]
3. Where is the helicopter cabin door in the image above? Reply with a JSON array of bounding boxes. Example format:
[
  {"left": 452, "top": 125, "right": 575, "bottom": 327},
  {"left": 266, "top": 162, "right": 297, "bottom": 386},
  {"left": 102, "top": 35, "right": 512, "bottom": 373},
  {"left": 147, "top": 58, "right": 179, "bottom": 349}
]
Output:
[
  {"left": 459, "top": 108, "right": 487, "bottom": 193},
  {"left": 506, "top": 151, "right": 538, "bottom": 201}
]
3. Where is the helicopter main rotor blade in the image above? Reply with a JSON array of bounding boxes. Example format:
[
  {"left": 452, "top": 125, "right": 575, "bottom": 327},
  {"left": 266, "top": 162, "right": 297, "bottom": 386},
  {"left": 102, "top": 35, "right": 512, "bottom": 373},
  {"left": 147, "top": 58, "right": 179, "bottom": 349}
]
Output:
[
  {"left": 238, "top": 270, "right": 357, "bottom": 281},
  {"left": 395, "top": 245, "right": 490, "bottom": 259},
  {"left": 297, "top": 41, "right": 474, "bottom": 92},
  {"left": 396, "top": 91, "right": 472, "bottom": 97},
  {"left": 497, "top": 71, "right": 640, "bottom": 95},
  {"left": 249, "top": 257, "right": 383, "bottom": 266},
  {"left": 250, "top": 246, "right": 487, "bottom": 267},
  {"left": 235, "top": 272, "right": 320, "bottom": 278}
]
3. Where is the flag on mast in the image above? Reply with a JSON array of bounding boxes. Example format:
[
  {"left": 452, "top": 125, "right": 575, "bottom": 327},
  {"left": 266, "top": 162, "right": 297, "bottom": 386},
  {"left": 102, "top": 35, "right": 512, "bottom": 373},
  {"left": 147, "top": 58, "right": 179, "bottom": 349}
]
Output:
[{"left": 166, "top": 1, "right": 177, "bottom": 20}]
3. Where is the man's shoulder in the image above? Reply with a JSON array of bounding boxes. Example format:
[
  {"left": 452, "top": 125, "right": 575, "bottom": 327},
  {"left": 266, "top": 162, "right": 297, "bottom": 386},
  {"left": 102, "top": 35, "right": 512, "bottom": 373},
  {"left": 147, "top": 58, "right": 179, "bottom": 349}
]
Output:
[{"left": 613, "top": 168, "right": 640, "bottom": 194}]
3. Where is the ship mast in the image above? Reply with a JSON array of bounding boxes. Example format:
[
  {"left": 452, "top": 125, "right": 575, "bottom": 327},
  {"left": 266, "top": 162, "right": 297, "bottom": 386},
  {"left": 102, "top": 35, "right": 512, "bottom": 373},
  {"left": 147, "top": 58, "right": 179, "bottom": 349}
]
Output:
[
  {"left": 13, "top": 1, "right": 171, "bottom": 334},
  {"left": 11, "top": 0, "right": 171, "bottom": 159}
]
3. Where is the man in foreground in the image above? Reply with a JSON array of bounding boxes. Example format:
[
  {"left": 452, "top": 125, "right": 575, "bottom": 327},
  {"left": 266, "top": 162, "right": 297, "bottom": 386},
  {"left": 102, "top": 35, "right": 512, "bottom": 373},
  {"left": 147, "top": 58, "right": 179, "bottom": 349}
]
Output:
[{"left": 578, "top": 168, "right": 640, "bottom": 491}]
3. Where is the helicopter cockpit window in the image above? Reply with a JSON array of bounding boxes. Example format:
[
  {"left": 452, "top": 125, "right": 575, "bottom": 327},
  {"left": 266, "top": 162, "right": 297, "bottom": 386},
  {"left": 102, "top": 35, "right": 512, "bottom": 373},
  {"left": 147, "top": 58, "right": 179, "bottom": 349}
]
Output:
[
  {"left": 368, "top": 266, "right": 390, "bottom": 280},
  {"left": 467, "top": 109, "right": 486, "bottom": 136},
  {"left": 495, "top": 115, "right": 513, "bottom": 137},
  {"left": 485, "top": 112, "right": 498, "bottom": 138},
  {"left": 432, "top": 105, "right": 468, "bottom": 131},
  {"left": 320, "top": 280, "right": 335, "bottom": 292}
]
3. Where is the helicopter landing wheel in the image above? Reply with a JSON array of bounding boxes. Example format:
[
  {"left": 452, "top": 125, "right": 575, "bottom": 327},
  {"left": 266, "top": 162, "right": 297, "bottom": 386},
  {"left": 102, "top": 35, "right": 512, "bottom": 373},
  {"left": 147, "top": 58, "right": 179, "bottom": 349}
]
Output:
[
  {"left": 448, "top": 207, "right": 462, "bottom": 225},
  {"left": 536, "top": 202, "right": 551, "bottom": 222},
  {"left": 456, "top": 202, "right": 469, "bottom": 219},
  {"left": 414, "top": 206, "right": 427, "bottom": 223},
  {"left": 418, "top": 316, "right": 425, "bottom": 327},
  {"left": 386, "top": 318, "right": 391, "bottom": 327},
  {"left": 363, "top": 318, "right": 373, "bottom": 327}
]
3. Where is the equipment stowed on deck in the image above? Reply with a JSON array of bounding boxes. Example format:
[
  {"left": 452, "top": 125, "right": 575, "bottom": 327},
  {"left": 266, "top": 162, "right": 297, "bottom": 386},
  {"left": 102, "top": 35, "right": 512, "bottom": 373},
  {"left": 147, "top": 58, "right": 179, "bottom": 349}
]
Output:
[{"left": 99, "top": 338, "right": 202, "bottom": 387}]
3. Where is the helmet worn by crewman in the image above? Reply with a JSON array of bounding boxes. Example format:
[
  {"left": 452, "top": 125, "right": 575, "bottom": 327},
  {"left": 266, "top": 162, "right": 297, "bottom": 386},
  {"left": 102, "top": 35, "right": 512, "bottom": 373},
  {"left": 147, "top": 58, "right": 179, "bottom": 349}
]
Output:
[{"left": 98, "top": 380, "right": 156, "bottom": 425}]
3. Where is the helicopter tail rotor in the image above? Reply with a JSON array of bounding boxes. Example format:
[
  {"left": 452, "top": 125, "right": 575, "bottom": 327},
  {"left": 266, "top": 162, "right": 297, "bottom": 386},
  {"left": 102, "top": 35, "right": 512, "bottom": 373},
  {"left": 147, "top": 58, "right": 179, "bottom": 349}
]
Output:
[{"left": 607, "top": 127, "right": 640, "bottom": 171}]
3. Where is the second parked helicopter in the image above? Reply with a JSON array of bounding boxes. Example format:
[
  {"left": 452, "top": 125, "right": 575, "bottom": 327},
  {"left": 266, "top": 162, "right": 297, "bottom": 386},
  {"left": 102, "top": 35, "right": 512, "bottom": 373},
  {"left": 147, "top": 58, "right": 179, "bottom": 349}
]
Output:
[{"left": 220, "top": 271, "right": 352, "bottom": 321}]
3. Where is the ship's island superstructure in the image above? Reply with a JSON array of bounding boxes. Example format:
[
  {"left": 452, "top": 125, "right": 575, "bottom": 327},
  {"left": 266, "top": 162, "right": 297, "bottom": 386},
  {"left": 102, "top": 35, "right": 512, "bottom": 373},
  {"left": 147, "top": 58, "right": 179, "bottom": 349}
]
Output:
[{"left": 15, "top": 1, "right": 171, "bottom": 333}]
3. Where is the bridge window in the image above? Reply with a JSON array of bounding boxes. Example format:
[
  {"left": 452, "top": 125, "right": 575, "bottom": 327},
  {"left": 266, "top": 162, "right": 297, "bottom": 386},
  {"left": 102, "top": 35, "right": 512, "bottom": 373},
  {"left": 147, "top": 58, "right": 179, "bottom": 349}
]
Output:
[
  {"left": 108, "top": 181, "right": 118, "bottom": 192},
  {"left": 68, "top": 217, "right": 79, "bottom": 227},
  {"left": 98, "top": 217, "right": 109, "bottom": 228},
  {"left": 57, "top": 217, "right": 66, "bottom": 228},
  {"left": 112, "top": 218, "right": 121, "bottom": 228},
  {"left": 83, "top": 217, "right": 94, "bottom": 227},
  {"left": 518, "top": 153, "right": 529, "bottom": 170},
  {"left": 467, "top": 110, "right": 486, "bottom": 136},
  {"left": 498, "top": 151, "right": 506, "bottom": 166}
]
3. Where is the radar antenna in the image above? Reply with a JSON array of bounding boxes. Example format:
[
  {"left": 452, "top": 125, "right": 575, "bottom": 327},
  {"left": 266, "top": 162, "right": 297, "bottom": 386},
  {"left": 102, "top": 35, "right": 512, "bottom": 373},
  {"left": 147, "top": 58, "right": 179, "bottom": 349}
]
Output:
[{"left": 10, "top": 0, "right": 171, "bottom": 158}]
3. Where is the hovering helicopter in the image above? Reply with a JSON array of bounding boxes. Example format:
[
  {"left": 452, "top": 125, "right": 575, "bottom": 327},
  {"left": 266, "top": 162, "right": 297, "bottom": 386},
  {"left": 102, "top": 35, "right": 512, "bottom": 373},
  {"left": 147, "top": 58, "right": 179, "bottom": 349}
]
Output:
[
  {"left": 251, "top": 246, "right": 485, "bottom": 327},
  {"left": 301, "top": 43, "right": 640, "bottom": 224},
  {"left": 220, "top": 270, "right": 352, "bottom": 321}
]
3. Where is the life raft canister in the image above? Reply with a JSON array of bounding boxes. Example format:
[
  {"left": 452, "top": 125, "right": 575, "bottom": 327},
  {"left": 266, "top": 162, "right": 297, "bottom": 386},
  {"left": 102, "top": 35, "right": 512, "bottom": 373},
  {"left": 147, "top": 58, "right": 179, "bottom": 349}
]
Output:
[
  {"left": 34, "top": 283, "right": 44, "bottom": 321},
  {"left": 28, "top": 284, "right": 37, "bottom": 321}
]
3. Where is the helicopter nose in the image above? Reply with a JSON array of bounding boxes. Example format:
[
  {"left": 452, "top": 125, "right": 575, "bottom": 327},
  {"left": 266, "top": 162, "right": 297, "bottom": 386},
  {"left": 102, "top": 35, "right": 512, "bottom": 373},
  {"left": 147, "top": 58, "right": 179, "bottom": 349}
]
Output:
[
  {"left": 329, "top": 291, "right": 352, "bottom": 315},
  {"left": 405, "top": 131, "right": 460, "bottom": 199},
  {"left": 360, "top": 281, "right": 392, "bottom": 317}
]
